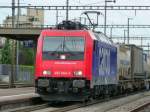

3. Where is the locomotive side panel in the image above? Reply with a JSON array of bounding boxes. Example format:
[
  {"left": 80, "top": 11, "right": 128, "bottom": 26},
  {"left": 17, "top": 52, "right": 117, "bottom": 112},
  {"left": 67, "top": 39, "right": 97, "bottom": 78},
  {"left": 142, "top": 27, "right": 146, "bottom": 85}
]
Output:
[{"left": 92, "top": 41, "right": 117, "bottom": 87}]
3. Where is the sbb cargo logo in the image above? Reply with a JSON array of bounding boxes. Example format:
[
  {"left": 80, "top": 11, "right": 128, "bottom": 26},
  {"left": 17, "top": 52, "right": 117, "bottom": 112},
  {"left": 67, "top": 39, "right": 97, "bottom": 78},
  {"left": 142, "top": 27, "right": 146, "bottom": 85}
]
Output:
[{"left": 99, "top": 48, "right": 110, "bottom": 76}]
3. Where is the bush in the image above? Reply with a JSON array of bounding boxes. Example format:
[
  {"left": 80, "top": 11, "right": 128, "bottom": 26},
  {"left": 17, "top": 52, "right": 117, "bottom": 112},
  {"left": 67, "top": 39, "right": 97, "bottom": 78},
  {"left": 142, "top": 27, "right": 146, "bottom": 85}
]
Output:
[{"left": 0, "top": 39, "right": 11, "bottom": 64}]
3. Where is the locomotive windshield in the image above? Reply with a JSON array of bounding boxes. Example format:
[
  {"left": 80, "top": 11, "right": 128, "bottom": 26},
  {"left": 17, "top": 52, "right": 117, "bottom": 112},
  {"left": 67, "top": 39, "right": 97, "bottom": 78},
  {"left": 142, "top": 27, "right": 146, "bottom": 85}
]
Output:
[{"left": 43, "top": 36, "right": 85, "bottom": 60}]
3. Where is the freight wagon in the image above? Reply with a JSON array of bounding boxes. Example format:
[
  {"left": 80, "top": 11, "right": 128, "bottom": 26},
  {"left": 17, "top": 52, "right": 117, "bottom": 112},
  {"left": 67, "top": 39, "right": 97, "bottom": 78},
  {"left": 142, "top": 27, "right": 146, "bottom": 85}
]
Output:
[
  {"left": 143, "top": 54, "right": 150, "bottom": 79},
  {"left": 117, "top": 44, "right": 145, "bottom": 91}
]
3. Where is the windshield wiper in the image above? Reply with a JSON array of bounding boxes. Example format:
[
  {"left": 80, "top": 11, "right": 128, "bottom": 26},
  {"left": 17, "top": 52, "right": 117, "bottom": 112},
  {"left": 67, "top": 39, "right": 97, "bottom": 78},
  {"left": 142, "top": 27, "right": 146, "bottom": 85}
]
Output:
[
  {"left": 63, "top": 44, "right": 78, "bottom": 56},
  {"left": 50, "top": 43, "right": 64, "bottom": 55}
]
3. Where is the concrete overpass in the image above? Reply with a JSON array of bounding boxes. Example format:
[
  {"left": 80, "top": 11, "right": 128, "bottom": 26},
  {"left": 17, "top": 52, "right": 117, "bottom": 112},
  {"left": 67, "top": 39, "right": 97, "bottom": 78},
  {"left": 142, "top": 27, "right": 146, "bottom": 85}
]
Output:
[
  {"left": 0, "top": 27, "right": 42, "bottom": 40},
  {"left": 0, "top": 25, "right": 54, "bottom": 40}
]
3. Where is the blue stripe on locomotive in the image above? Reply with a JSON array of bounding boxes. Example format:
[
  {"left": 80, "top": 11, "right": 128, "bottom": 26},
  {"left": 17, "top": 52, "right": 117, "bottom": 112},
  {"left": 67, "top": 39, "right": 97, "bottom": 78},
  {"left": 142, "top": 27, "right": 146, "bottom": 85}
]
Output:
[{"left": 92, "top": 40, "right": 117, "bottom": 86}]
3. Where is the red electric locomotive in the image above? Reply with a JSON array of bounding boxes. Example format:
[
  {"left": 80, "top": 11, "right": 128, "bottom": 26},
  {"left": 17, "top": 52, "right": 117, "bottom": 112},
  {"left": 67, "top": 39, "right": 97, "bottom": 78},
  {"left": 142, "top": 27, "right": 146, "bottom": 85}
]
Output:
[{"left": 35, "top": 21, "right": 117, "bottom": 101}]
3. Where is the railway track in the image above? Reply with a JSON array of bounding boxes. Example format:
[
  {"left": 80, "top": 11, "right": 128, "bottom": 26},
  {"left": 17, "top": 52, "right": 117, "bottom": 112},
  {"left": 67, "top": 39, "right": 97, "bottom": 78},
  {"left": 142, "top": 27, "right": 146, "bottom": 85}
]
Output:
[
  {"left": 8, "top": 103, "right": 80, "bottom": 112},
  {"left": 7, "top": 90, "right": 149, "bottom": 112},
  {"left": 8, "top": 103, "right": 50, "bottom": 112},
  {"left": 5, "top": 97, "right": 109, "bottom": 112},
  {"left": 8, "top": 102, "right": 87, "bottom": 112},
  {"left": 80, "top": 91, "right": 150, "bottom": 112},
  {"left": 0, "top": 93, "right": 42, "bottom": 111},
  {"left": 129, "top": 101, "right": 150, "bottom": 112},
  {"left": 100, "top": 95, "right": 150, "bottom": 112}
]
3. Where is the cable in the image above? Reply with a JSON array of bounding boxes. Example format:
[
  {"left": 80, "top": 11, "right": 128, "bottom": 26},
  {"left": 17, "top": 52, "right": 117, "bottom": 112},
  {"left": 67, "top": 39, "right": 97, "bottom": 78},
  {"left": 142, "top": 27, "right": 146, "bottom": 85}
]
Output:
[{"left": 71, "top": 0, "right": 105, "bottom": 6}]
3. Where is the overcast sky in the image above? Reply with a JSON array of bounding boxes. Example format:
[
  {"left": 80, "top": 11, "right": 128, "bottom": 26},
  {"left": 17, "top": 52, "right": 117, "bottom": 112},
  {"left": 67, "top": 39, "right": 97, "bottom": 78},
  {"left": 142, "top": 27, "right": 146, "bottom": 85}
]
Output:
[{"left": 0, "top": 0, "right": 150, "bottom": 49}]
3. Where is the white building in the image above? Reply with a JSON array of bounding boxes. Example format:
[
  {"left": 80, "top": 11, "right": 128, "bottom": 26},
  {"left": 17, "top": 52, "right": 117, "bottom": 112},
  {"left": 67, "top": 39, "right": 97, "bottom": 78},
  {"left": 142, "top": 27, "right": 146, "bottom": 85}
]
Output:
[
  {"left": 0, "top": 38, "right": 6, "bottom": 48},
  {"left": 0, "top": 8, "right": 44, "bottom": 47},
  {"left": 3, "top": 8, "right": 44, "bottom": 27}
]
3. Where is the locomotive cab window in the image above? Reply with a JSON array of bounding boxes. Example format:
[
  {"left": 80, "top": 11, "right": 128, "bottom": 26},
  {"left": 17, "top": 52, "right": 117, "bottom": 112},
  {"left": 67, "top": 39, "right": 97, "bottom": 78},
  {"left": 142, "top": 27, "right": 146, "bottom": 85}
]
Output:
[{"left": 43, "top": 36, "right": 85, "bottom": 60}]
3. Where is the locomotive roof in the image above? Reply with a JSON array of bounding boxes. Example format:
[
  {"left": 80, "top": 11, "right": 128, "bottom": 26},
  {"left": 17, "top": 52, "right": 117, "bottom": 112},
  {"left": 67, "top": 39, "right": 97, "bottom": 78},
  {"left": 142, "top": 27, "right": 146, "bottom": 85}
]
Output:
[
  {"left": 41, "top": 29, "right": 114, "bottom": 45},
  {"left": 93, "top": 32, "right": 113, "bottom": 44}
]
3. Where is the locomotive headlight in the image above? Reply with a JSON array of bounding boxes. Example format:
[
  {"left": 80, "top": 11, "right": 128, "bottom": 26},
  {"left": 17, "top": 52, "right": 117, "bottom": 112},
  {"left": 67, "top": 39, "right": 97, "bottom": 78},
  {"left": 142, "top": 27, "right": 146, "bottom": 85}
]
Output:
[
  {"left": 74, "top": 70, "right": 83, "bottom": 76},
  {"left": 43, "top": 70, "right": 51, "bottom": 75}
]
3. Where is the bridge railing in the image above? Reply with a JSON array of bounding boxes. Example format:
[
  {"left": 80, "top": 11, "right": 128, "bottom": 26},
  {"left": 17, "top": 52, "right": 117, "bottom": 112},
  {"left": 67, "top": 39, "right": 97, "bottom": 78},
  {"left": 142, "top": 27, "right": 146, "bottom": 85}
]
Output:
[{"left": 0, "top": 24, "right": 55, "bottom": 29}]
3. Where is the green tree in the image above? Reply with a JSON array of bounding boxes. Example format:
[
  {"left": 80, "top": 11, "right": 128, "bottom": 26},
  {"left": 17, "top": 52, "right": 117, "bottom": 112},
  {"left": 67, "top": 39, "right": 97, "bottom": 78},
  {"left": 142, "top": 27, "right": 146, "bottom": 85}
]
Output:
[
  {"left": 21, "top": 48, "right": 34, "bottom": 65},
  {"left": 1, "top": 39, "right": 11, "bottom": 64},
  {"left": 19, "top": 43, "right": 35, "bottom": 65}
]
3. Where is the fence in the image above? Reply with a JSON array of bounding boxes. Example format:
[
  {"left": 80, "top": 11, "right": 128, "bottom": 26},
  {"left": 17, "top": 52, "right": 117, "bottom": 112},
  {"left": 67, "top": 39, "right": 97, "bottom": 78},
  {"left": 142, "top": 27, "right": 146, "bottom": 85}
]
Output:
[
  {"left": 0, "top": 24, "right": 54, "bottom": 29},
  {"left": 0, "top": 64, "right": 34, "bottom": 85}
]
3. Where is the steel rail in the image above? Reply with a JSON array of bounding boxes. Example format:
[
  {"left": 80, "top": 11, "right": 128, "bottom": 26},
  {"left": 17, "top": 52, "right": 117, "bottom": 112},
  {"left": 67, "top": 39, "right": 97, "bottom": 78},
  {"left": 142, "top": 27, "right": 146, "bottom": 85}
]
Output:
[
  {"left": 9, "top": 103, "right": 49, "bottom": 112},
  {"left": 129, "top": 102, "right": 150, "bottom": 112},
  {"left": 0, "top": 94, "right": 42, "bottom": 112}
]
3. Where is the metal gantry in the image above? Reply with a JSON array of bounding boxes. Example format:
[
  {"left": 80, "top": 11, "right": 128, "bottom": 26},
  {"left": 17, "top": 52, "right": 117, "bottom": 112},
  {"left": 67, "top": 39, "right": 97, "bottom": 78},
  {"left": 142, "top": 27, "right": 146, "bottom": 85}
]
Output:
[
  {"left": 66, "top": 0, "right": 69, "bottom": 21},
  {"left": 97, "top": 25, "right": 150, "bottom": 28},
  {"left": 112, "top": 36, "right": 150, "bottom": 40},
  {"left": 1, "top": 5, "right": 150, "bottom": 10},
  {"left": 9, "top": 0, "right": 15, "bottom": 88},
  {"left": 127, "top": 18, "right": 133, "bottom": 44},
  {"left": 6, "top": 4, "right": 150, "bottom": 51},
  {"left": 1, "top": 24, "right": 150, "bottom": 29},
  {"left": 104, "top": 0, "right": 116, "bottom": 35}
]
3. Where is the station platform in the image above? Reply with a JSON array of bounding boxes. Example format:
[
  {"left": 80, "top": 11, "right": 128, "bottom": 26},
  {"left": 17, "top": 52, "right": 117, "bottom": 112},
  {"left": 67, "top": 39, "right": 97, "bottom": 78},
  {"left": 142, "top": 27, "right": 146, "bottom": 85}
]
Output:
[
  {"left": 0, "top": 87, "right": 35, "bottom": 96},
  {"left": 0, "top": 87, "right": 39, "bottom": 105}
]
